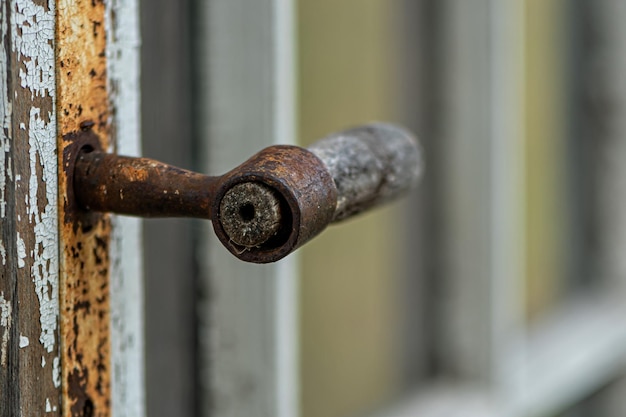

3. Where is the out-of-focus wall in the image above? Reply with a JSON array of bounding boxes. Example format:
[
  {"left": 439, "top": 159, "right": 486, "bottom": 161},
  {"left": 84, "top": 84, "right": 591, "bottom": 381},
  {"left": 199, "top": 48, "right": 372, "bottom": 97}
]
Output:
[
  {"left": 298, "top": 1, "right": 408, "bottom": 417},
  {"left": 525, "top": 0, "right": 568, "bottom": 320}
]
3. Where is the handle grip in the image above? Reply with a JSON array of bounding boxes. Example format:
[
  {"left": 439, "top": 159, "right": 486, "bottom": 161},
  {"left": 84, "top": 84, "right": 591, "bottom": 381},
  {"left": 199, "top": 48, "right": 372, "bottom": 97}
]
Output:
[{"left": 308, "top": 123, "right": 423, "bottom": 221}]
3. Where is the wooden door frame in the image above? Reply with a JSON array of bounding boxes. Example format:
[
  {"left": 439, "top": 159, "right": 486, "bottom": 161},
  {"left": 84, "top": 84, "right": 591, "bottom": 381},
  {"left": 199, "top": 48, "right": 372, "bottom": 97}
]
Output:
[{"left": 0, "top": 0, "right": 143, "bottom": 415}]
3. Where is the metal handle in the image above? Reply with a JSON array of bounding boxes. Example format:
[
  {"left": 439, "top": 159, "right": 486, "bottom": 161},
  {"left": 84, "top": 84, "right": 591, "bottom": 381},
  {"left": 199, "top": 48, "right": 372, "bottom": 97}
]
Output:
[{"left": 70, "top": 122, "right": 423, "bottom": 263}]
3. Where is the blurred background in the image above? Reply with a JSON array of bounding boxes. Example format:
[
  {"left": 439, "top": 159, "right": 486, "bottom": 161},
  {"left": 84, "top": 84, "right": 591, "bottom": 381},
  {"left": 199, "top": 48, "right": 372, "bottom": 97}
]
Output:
[{"left": 139, "top": 0, "right": 626, "bottom": 416}]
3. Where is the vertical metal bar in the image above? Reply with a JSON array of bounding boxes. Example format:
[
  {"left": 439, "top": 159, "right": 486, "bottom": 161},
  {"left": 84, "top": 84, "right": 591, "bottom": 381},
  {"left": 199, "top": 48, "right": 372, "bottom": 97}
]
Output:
[{"left": 56, "top": 0, "right": 112, "bottom": 415}]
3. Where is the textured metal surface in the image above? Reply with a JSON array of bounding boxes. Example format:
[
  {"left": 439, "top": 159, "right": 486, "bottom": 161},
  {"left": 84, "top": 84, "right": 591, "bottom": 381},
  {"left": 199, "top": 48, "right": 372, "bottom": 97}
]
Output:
[
  {"left": 56, "top": 0, "right": 112, "bottom": 415},
  {"left": 72, "top": 124, "right": 422, "bottom": 263},
  {"left": 75, "top": 150, "right": 217, "bottom": 219},
  {"left": 212, "top": 145, "right": 338, "bottom": 263},
  {"left": 219, "top": 182, "right": 283, "bottom": 247},
  {"left": 308, "top": 122, "right": 424, "bottom": 221}
]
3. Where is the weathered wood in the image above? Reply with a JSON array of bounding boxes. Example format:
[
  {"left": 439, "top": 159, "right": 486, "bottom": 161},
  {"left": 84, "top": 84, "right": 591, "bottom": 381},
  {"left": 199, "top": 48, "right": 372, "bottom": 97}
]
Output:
[
  {"left": 56, "top": 0, "right": 112, "bottom": 415},
  {"left": 1, "top": 0, "right": 62, "bottom": 416},
  {"left": 1, "top": 1, "right": 141, "bottom": 415}
]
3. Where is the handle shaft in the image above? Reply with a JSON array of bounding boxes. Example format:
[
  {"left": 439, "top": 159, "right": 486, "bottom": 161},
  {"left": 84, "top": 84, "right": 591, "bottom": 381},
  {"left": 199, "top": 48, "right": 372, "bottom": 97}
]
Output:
[{"left": 74, "top": 152, "right": 218, "bottom": 218}]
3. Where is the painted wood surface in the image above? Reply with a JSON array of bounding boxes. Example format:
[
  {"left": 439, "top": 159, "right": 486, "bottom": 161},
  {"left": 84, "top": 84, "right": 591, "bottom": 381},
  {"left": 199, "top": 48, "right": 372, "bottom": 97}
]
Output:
[
  {"left": 106, "top": 0, "right": 144, "bottom": 416},
  {"left": 438, "top": 0, "right": 525, "bottom": 386},
  {"left": 1, "top": 0, "right": 143, "bottom": 415},
  {"left": 197, "top": 0, "right": 298, "bottom": 416},
  {"left": 0, "top": 0, "right": 61, "bottom": 415}
]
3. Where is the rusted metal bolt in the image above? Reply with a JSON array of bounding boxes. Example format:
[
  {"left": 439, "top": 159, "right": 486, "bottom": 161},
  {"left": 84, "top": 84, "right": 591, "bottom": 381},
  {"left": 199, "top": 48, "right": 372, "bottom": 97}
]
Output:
[{"left": 72, "top": 122, "right": 423, "bottom": 263}]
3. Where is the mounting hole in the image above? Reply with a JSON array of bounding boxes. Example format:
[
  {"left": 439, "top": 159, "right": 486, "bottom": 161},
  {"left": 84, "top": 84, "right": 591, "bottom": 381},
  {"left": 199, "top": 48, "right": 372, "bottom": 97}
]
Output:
[
  {"left": 80, "top": 144, "right": 95, "bottom": 154},
  {"left": 238, "top": 203, "right": 256, "bottom": 222}
]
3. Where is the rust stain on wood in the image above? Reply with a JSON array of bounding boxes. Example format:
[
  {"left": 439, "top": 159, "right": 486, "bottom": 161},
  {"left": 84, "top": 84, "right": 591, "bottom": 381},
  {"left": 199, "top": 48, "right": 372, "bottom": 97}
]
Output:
[{"left": 56, "top": 0, "right": 111, "bottom": 416}]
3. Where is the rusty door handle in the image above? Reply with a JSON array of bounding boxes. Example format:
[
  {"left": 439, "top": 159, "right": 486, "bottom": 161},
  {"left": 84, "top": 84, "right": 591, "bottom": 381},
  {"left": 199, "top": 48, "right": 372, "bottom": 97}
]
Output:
[{"left": 70, "top": 122, "right": 423, "bottom": 263}]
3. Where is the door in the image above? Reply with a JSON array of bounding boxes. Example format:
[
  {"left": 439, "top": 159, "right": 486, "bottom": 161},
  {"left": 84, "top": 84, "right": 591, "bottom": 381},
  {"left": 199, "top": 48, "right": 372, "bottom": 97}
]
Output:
[{"left": 0, "top": 1, "right": 143, "bottom": 416}]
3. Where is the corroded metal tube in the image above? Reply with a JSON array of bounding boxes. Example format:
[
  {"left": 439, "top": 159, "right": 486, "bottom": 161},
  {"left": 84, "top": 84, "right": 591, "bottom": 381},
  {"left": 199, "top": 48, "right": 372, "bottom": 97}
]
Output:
[
  {"left": 74, "top": 152, "right": 218, "bottom": 218},
  {"left": 72, "top": 123, "right": 423, "bottom": 263},
  {"left": 309, "top": 123, "right": 423, "bottom": 221}
]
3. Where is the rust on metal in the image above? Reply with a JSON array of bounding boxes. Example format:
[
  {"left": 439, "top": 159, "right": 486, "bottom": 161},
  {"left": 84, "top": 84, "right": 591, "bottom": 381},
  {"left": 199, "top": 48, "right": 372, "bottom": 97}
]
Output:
[
  {"left": 74, "top": 149, "right": 218, "bottom": 219},
  {"left": 56, "top": 0, "right": 112, "bottom": 415},
  {"left": 70, "top": 123, "right": 422, "bottom": 264},
  {"left": 212, "top": 145, "right": 338, "bottom": 263}
]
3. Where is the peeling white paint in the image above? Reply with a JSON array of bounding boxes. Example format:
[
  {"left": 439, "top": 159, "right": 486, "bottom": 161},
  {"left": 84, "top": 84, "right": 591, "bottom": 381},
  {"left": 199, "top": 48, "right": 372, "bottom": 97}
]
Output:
[
  {"left": 27, "top": 105, "right": 59, "bottom": 355},
  {"left": 12, "top": 1, "right": 56, "bottom": 99},
  {"left": 44, "top": 398, "right": 59, "bottom": 413},
  {"left": 19, "top": 335, "right": 29, "bottom": 348},
  {"left": 41, "top": 356, "right": 46, "bottom": 367},
  {"left": 1, "top": 0, "right": 10, "bottom": 255},
  {"left": 0, "top": 240, "right": 6, "bottom": 265},
  {"left": 16, "top": 232, "right": 26, "bottom": 268},
  {"left": 0, "top": 0, "right": 11, "bottom": 222},
  {"left": 52, "top": 356, "right": 60, "bottom": 388},
  {"left": 0, "top": 292, "right": 12, "bottom": 367},
  {"left": 20, "top": 1, "right": 58, "bottom": 350},
  {"left": 10, "top": 0, "right": 60, "bottom": 393}
]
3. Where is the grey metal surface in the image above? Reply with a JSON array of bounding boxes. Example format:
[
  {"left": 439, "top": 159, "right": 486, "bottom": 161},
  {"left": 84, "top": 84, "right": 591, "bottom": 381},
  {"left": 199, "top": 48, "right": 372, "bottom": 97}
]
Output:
[{"left": 308, "top": 123, "right": 423, "bottom": 221}]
